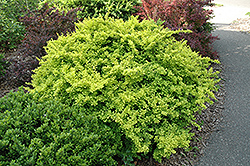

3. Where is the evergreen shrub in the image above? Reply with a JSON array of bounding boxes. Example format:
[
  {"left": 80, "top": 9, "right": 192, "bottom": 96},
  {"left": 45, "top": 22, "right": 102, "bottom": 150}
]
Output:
[
  {"left": 40, "top": 0, "right": 140, "bottom": 21},
  {"left": 0, "top": 88, "right": 122, "bottom": 165},
  {"left": 0, "top": 0, "right": 41, "bottom": 50},
  {"left": 135, "top": 0, "right": 218, "bottom": 59},
  {"left": 0, "top": 0, "right": 41, "bottom": 20},
  {"left": 0, "top": 13, "right": 26, "bottom": 51},
  {"left": 28, "top": 16, "right": 220, "bottom": 162}
]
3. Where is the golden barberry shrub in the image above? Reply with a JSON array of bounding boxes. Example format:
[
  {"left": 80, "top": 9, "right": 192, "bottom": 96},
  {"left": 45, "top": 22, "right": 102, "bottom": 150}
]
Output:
[{"left": 28, "top": 16, "right": 220, "bottom": 162}]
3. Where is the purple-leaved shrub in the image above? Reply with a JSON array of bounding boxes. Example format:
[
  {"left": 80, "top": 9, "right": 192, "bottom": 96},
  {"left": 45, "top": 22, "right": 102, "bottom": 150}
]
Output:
[
  {"left": 8, "top": 3, "right": 81, "bottom": 85},
  {"left": 135, "top": 0, "right": 218, "bottom": 59}
]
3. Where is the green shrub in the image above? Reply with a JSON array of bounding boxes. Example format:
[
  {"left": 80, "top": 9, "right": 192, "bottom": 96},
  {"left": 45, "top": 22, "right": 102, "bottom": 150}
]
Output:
[
  {"left": 40, "top": 0, "right": 140, "bottom": 21},
  {"left": 28, "top": 16, "right": 220, "bottom": 162},
  {"left": 0, "top": 14, "right": 25, "bottom": 50},
  {"left": 0, "top": 88, "right": 122, "bottom": 165},
  {"left": 0, "top": 0, "right": 41, "bottom": 20},
  {"left": 246, "top": 12, "right": 250, "bottom": 17},
  {"left": 0, "top": 0, "right": 41, "bottom": 50}
]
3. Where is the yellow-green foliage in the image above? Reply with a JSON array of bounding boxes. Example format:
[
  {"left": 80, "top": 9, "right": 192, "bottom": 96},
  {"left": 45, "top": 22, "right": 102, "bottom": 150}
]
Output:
[
  {"left": 29, "top": 16, "right": 220, "bottom": 162},
  {"left": 40, "top": 0, "right": 140, "bottom": 21}
]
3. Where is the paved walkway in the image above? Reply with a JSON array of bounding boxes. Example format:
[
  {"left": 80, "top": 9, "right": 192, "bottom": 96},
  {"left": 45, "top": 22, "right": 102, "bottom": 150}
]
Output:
[
  {"left": 197, "top": 29, "right": 250, "bottom": 166},
  {"left": 197, "top": 1, "right": 250, "bottom": 165}
]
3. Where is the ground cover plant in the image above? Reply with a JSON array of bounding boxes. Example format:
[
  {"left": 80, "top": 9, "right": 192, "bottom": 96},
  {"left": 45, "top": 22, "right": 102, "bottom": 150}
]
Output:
[
  {"left": 0, "top": 88, "right": 123, "bottom": 165},
  {"left": 134, "top": 0, "right": 218, "bottom": 59},
  {"left": 28, "top": 16, "right": 220, "bottom": 163}
]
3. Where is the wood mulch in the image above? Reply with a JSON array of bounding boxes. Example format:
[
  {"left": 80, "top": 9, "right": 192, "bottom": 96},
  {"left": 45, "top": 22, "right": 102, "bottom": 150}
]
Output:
[{"left": 0, "top": 48, "right": 20, "bottom": 98}]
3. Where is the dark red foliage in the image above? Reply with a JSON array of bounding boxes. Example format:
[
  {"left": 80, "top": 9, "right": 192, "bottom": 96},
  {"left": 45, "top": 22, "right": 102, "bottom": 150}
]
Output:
[
  {"left": 9, "top": 3, "right": 82, "bottom": 85},
  {"left": 134, "top": 0, "right": 218, "bottom": 59}
]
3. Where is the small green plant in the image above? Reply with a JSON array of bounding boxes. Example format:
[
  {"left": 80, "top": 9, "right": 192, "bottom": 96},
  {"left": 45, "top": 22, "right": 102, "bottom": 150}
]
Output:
[
  {"left": 28, "top": 16, "right": 220, "bottom": 162},
  {"left": 120, "top": 150, "right": 135, "bottom": 166},
  {"left": 245, "top": 12, "right": 250, "bottom": 17},
  {"left": 214, "top": 3, "right": 224, "bottom": 7},
  {"left": 0, "top": 88, "right": 122, "bottom": 165}
]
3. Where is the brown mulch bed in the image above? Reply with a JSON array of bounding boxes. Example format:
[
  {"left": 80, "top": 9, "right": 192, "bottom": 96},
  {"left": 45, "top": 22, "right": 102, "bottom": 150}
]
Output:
[{"left": 0, "top": 48, "right": 20, "bottom": 98}]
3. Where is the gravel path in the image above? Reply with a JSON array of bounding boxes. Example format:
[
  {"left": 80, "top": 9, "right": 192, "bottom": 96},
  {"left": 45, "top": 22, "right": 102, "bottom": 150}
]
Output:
[{"left": 229, "top": 18, "right": 250, "bottom": 33}]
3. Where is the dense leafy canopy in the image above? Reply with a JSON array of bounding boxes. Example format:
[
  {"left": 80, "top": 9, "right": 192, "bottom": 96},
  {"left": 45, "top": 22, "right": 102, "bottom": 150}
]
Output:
[{"left": 28, "top": 16, "right": 219, "bottom": 161}]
